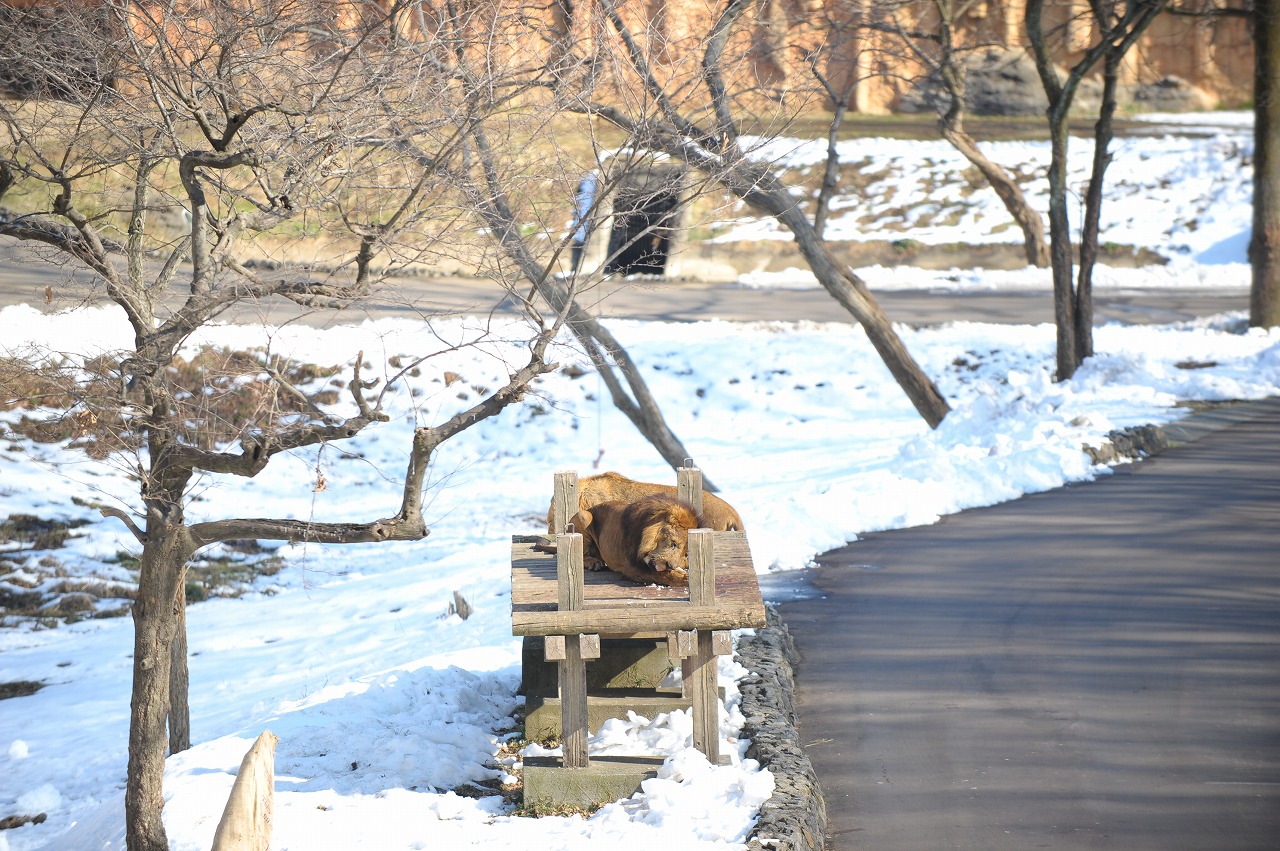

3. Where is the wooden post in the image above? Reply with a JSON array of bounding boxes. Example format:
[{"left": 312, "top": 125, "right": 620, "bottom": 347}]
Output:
[
  {"left": 686, "top": 529, "right": 720, "bottom": 763},
  {"left": 676, "top": 466, "right": 703, "bottom": 514},
  {"left": 211, "top": 729, "right": 278, "bottom": 851},
  {"left": 552, "top": 470, "right": 580, "bottom": 535},
  {"left": 556, "top": 531, "right": 590, "bottom": 768}
]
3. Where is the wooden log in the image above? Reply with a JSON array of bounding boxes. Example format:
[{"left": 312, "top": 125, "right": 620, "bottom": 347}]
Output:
[
  {"left": 677, "top": 466, "right": 704, "bottom": 514},
  {"left": 211, "top": 729, "right": 278, "bottom": 851},
  {"left": 552, "top": 471, "right": 580, "bottom": 535},
  {"left": 556, "top": 528, "right": 590, "bottom": 769}
]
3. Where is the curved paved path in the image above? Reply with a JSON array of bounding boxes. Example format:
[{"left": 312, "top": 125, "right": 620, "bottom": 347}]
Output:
[{"left": 778, "top": 399, "right": 1280, "bottom": 850}]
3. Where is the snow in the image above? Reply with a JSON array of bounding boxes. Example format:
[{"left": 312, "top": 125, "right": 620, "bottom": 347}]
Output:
[
  {"left": 727, "top": 113, "right": 1252, "bottom": 270},
  {"left": 1, "top": 112, "right": 1277, "bottom": 851}
]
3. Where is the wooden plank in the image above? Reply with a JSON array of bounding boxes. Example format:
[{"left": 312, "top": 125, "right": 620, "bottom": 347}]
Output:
[
  {"left": 552, "top": 471, "right": 580, "bottom": 535},
  {"left": 559, "top": 636, "right": 589, "bottom": 768},
  {"left": 688, "top": 630, "right": 719, "bottom": 763},
  {"left": 688, "top": 529, "right": 715, "bottom": 606},
  {"left": 677, "top": 467, "right": 703, "bottom": 514},
  {"left": 557, "top": 533, "right": 584, "bottom": 611},
  {"left": 513, "top": 603, "right": 764, "bottom": 636},
  {"left": 555, "top": 524, "right": 590, "bottom": 769},
  {"left": 511, "top": 531, "right": 766, "bottom": 635},
  {"left": 512, "top": 533, "right": 761, "bottom": 606}
]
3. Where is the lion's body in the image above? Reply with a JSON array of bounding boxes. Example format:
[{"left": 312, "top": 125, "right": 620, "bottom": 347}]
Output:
[
  {"left": 569, "top": 495, "right": 706, "bottom": 586},
  {"left": 547, "top": 471, "right": 744, "bottom": 533}
]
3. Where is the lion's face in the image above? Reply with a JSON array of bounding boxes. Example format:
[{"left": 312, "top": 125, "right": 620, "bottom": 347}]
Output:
[
  {"left": 638, "top": 521, "right": 691, "bottom": 579},
  {"left": 630, "top": 496, "right": 704, "bottom": 585}
]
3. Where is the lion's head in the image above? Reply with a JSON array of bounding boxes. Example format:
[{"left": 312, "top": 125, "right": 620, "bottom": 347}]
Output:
[{"left": 625, "top": 495, "right": 705, "bottom": 584}]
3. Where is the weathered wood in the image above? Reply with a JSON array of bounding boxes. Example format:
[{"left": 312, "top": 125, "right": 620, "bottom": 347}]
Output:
[
  {"left": 677, "top": 466, "right": 704, "bottom": 514},
  {"left": 552, "top": 470, "right": 580, "bottom": 534},
  {"left": 559, "top": 636, "right": 589, "bottom": 768},
  {"left": 511, "top": 518, "right": 764, "bottom": 780},
  {"left": 555, "top": 526, "right": 590, "bottom": 768},
  {"left": 688, "top": 630, "right": 720, "bottom": 763},
  {"left": 667, "top": 629, "right": 695, "bottom": 659},
  {"left": 513, "top": 603, "right": 762, "bottom": 636},
  {"left": 557, "top": 532, "right": 584, "bottom": 612},
  {"left": 510, "top": 532, "right": 765, "bottom": 636},
  {"left": 211, "top": 729, "right": 278, "bottom": 851},
  {"left": 688, "top": 529, "right": 715, "bottom": 606},
  {"left": 542, "top": 633, "right": 597, "bottom": 671}
]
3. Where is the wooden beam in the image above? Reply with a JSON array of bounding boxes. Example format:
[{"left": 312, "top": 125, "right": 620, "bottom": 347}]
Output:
[
  {"left": 512, "top": 603, "right": 763, "bottom": 636},
  {"left": 552, "top": 470, "right": 580, "bottom": 535},
  {"left": 556, "top": 528, "right": 589, "bottom": 769},
  {"left": 667, "top": 629, "right": 695, "bottom": 659},
  {"left": 687, "top": 528, "right": 719, "bottom": 763},
  {"left": 689, "top": 629, "right": 720, "bottom": 763},
  {"left": 677, "top": 466, "right": 704, "bottom": 514},
  {"left": 557, "top": 532, "right": 584, "bottom": 611}
]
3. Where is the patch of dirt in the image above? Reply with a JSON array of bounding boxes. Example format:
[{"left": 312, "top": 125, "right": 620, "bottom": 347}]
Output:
[{"left": 0, "top": 680, "right": 44, "bottom": 700}]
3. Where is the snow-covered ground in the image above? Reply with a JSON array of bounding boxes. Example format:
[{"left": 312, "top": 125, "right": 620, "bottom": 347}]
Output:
[{"left": 1, "top": 112, "right": 1276, "bottom": 851}]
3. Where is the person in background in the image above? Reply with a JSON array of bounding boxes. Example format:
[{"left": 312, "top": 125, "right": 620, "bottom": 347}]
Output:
[{"left": 570, "top": 171, "right": 598, "bottom": 274}]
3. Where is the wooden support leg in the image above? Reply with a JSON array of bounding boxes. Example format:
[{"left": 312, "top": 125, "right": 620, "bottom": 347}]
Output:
[
  {"left": 688, "top": 629, "right": 720, "bottom": 764},
  {"left": 559, "top": 636, "right": 589, "bottom": 769},
  {"left": 546, "top": 632, "right": 599, "bottom": 769}
]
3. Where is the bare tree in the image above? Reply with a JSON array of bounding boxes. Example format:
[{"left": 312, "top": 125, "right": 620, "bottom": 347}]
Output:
[
  {"left": 1026, "top": 0, "right": 1166, "bottom": 379},
  {"left": 880, "top": 0, "right": 1051, "bottom": 267},
  {"left": 556, "top": 0, "right": 951, "bottom": 427},
  {"left": 0, "top": 3, "right": 568, "bottom": 849},
  {"left": 335, "top": 0, "right": 719, "bottom": 485}
]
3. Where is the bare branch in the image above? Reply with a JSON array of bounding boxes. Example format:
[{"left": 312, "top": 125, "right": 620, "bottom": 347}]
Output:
[{"left": 101, "top": 507, "right": 147, "bottom": 544}]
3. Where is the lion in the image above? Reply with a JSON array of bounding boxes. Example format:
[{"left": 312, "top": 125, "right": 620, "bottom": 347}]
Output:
[
  {"left": 568, "top": 494, "right": 706, "bottom": 586},
  {"left": 546, "top": 471, "right": 744, "bottom": 534}
]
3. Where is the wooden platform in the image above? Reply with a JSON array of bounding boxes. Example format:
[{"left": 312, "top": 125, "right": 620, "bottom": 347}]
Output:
[{"left": 510, "top": 531, "right": 768, "bottom": 637}]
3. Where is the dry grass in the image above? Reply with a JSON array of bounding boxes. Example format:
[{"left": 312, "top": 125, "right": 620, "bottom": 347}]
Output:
[{"left": 1, "top": 348, "right": 342, "bottom": 455}]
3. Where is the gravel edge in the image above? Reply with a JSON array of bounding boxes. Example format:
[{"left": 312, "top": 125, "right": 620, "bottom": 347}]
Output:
[{"left": 736, "top": 605, "right": 827, "bottom": 851}]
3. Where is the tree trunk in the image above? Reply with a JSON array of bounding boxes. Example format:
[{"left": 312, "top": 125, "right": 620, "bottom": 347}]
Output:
[
  {"left": 126, "top": 511, "right": 195, "bottom": 851},
  {"left": 458, "top": 127, "right": 716, "bottom": 484},
  {"left": 1077, "top": 50, "right": 1124, "bottom": 364},
  {"left": 168, "top": 578, "right": 190, "bottom": 754},
  {"left": 1045, "top": 121, "right": 1078, "bottom": 380},
  {"left": 940, "top": 125, "right": 1050, "bottom": 268},
  {"left": 1253, "top": 0, "right": 1280, "bottom": 328},
  {"left": 571, "top": 317, "right": 719, "bottom": 487},
  {"left": 771, "top": 198, "right": 951, "bottom": 427}
]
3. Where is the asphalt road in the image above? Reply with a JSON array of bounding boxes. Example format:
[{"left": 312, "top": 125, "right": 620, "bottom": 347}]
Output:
[
  {"left": 0, "top": 237, "right": 1249, "bottom": 327},
  {"left": 778, "top": 399, "right": 1280, "bottom": 850}
]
